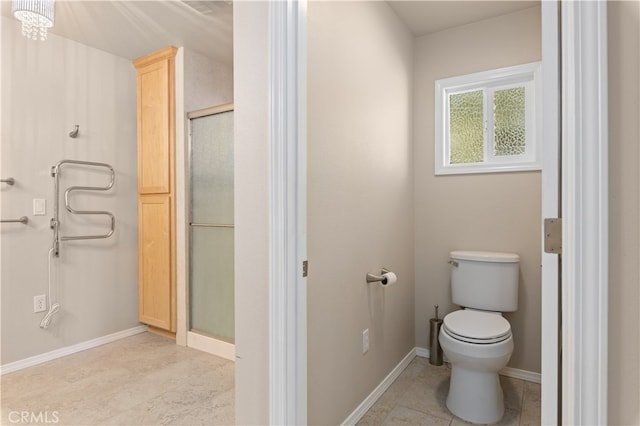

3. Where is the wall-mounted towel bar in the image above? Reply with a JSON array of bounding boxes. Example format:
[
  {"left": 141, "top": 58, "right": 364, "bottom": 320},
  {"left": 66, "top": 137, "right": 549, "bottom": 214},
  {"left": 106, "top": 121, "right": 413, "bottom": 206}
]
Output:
[
  {"left": 1, "top": 216, "right": 28, "bottom": 224},
  {"left": 1, "top": 177, "right": 26, "bottom": 224},
  {"left": 50, "top": 159, "right": 116, "bottom": 257}
]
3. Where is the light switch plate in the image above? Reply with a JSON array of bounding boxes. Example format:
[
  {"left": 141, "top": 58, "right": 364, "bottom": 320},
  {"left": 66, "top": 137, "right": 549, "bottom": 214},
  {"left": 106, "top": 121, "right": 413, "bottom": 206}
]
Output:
[{"left": 33, "top": 199, "right": 46, "bottom": 216}]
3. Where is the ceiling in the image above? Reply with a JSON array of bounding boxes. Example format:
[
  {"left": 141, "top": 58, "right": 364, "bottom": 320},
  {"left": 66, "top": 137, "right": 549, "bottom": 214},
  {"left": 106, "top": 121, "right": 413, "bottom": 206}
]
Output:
[
  {"left": 1, "top": 1, "right": 539, "bottom": 65},
  {"left": 388, "top": 1, "right": 539, "bottom": 36},
  {"left": 0, "top": 0, "right": 234, "bottom": 65}
]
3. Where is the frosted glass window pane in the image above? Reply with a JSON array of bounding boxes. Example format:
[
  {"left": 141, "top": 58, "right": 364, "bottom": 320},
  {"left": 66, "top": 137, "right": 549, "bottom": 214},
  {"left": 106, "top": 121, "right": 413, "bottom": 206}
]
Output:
[
  {"left": 191, "top": 111, "right": 234, "bottom": 224},
  {"left": 493, "top": 87, "right": 526, "bottom": 156},
  {"left": 449, "top": 90, "right": 484, "bottom": 164},
  {"left": 190, "top": 227, "right": 234, "bottom": 341}
]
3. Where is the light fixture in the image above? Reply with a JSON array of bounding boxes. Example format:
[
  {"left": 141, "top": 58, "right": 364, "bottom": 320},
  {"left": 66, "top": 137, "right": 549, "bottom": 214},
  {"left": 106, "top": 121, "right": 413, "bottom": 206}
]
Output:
[{"left": 12, "top": 0, "right": 55, "bottom": 41}]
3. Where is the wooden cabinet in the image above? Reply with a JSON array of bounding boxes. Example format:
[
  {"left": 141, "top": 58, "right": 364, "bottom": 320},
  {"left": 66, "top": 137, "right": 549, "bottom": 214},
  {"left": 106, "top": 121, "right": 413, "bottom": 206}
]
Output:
[
  {"left": 138, "top": 195, "right": 174, "bottom": 330},
  {"left": 133, "top": 47, "right": 177, "bottom": 334}
]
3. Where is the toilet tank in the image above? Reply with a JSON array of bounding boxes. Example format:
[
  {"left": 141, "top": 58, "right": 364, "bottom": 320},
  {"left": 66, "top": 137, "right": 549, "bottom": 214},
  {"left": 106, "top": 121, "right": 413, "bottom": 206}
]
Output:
[{"left": 450, "top": 250, "right": 519, "bottom": 312}]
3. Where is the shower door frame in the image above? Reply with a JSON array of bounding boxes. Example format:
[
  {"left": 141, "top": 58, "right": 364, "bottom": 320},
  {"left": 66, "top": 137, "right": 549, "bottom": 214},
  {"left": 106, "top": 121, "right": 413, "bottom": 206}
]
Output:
[{"left": 185, "top": 103, "right": 236, "bottom": 361}]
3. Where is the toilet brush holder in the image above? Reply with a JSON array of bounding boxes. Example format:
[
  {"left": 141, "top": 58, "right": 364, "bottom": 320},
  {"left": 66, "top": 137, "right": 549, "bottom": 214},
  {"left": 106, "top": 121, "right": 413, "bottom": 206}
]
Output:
[{"left": 429, "top": 304, "right": 443, "bottom": 366}]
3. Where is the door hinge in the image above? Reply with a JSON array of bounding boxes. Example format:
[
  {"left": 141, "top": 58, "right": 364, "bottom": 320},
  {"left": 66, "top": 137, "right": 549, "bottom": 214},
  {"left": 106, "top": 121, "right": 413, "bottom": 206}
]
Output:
[
  {"left": 302, "top": 260, "right": 308, "bottom": 278},
  {"left": 544, "top": 218, "right": 562, "bottom": 254}
]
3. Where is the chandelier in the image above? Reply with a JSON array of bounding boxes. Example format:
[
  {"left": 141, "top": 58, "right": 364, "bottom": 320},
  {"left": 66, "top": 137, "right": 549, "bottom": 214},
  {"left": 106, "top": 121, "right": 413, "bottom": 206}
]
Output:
[{"left": 12, "top": 0, "right": 55, "bottom": 41}]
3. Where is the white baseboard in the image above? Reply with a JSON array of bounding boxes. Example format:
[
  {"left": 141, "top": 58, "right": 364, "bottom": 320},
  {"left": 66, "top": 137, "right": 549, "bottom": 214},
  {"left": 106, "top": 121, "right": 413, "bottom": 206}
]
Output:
[
  {"left": 341, "top": 348, "right": 416, "bottom": 426},
  {"left": 416, "top": 346, "right": 448, "bottom": 363},
  {"left": 415, "top": 347, "right": 430, "bottom": 359},
  {"left": 187, "top": 331, "right": 235, "bottom": 362},
  {"left": 500, "top": 366, "right": 541, "bottom": 384},
  {"left": 415, "top": 346, "right": 541, "bottom": 384},
  {"left": 0, "top": 325, "right": 148, "bottom": 375}
]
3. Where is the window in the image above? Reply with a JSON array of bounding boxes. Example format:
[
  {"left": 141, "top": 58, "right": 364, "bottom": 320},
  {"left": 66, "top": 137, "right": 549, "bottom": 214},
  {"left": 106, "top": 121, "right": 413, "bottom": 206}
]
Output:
[{"left": 434, "top": 62, "right": 541, "bottom": 175}]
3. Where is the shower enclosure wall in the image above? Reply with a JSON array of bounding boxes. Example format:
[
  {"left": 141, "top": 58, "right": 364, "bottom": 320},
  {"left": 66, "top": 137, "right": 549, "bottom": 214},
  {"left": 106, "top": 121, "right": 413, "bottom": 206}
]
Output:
[{"left": 186, "top": 104, "right": 235, "bottom": 360}]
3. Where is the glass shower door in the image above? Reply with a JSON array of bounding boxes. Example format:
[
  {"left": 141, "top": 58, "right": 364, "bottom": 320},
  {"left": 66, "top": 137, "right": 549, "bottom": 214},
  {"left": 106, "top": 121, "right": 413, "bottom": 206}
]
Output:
[{"left": 189, "top": 108, "right": 234, "bottom": 343}]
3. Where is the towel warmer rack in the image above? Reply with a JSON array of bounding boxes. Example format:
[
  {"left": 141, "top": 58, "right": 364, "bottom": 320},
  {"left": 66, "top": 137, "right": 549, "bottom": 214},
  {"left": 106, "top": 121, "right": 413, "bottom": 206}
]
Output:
[
  {"left": 1, "top": 216, "right": 28, "bottom": 225},
  {"left": 50, "top": 159, "right": 115, "bottom": 257},
  {"left": 0, "top": 177, "right": 28, "bottom": 225}
]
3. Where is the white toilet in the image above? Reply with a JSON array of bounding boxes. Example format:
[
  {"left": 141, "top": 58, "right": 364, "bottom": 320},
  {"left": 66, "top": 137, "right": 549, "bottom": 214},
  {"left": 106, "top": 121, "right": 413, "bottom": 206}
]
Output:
[{"left": 439, "top": 250, "right": 519, "bottom": 424}]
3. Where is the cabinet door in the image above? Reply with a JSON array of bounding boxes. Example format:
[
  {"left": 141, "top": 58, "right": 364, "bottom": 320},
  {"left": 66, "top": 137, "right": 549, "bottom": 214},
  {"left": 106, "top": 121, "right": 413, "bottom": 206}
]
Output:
[
  {"left": 138, "top": 195, "right": 174, "bottom": 330},
  {"left": 136, "top": 59, "right": 172, "bottom": 194}
]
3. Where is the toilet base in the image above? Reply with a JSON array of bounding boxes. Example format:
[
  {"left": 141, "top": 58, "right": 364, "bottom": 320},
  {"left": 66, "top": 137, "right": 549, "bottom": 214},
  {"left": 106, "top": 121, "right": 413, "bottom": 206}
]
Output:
[{"left": 446, "top": 366, "right": 504, "bottom": 424}]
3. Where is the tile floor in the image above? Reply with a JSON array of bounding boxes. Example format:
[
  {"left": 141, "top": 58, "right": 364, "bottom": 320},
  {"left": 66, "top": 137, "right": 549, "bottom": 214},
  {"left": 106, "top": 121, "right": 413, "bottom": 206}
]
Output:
[
  {"left": 358, "top": 357, "right": 541, "bottom": 426},
  {"left": 2, "top": 334, "right": 540, "bottom": 426},
  {"left": 1, "top": 332, "right": 235, "bottom": 425}
]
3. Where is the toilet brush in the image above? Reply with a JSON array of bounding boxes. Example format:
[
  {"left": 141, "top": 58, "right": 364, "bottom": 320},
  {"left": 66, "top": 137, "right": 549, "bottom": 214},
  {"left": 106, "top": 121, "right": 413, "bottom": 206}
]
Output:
[{"left": 429, "top": 304, "right": 443, "bottom": 366}]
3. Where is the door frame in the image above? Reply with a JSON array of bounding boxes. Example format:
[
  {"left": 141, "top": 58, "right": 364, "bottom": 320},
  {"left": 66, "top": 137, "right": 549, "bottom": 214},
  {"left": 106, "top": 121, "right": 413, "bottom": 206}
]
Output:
[
  {"left": 267, "top": 0, "right": 609, "bottom": 423},
  {"left": 268, "top": 1, "right": 307, "bottom": 424},
  {"left": 540, "top": 1, "right": 560, "bottom": 424},
  {"left": 560, "top": 2, "right": 609, "bottom": 424}
]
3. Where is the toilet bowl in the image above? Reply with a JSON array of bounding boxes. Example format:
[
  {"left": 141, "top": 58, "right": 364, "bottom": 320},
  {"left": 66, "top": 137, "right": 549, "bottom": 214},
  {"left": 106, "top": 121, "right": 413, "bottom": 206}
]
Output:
[
  {"left": 440, "top": 250, "right": 519, "bottom": 424},
  {"left": 439, "top": 309, "right": 514, "bottom": 424}
]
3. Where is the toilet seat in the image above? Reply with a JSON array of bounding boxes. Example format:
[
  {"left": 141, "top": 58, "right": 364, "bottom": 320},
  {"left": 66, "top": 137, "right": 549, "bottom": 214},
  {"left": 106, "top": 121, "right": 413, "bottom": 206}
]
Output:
[{"left": 443, "top": 310, "right": 511, "bottom": 344}]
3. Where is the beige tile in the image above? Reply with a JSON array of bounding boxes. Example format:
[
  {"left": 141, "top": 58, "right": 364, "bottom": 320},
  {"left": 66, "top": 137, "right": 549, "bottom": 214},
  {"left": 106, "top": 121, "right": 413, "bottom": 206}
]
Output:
[
  {"left": 499, "top": 376, "right": 524, "bottom": 411},
  {"left": 168, "top": 388, "right": 236, "bottom": 425},
  {"left": 1, "top": 332, "right": 235, "bottom": 426},
  {"left": 450, "top": 414, "right": 475, "bottom": 425},
  {"left": 395, "top": 370, "right": 452, "bottom": 422},
  {"left": 497, "top": 376, "right": 523, "bottom": 425},
  {"left": 127, "top": 385, "right": 231, "bottom": 425},
  {"left": 383, "top": 405, "right": 451, "bottom": 426},
  {"left": 519, "top": 381, "right": 541, "bottom": 426},
  {"left": 372, "top": 374, "right": 413, "bottom": 410},
  {"left": 360, "top": 357, "right": 536, "bottom": 426},
  {"left": 398, "top": 357, "right": 429, "bottom": 380},
  {"left": 357, "top": 404, "right": 393, "bottom": 426}
]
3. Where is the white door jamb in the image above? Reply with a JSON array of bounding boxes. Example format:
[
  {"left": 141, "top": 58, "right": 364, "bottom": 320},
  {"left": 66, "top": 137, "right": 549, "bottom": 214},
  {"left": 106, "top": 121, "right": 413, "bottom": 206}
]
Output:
[
  {"left": 561, "top": 1, "right": 608, "bottom": 424},
  {"left": 540, "top": 1, "right": 561, "bottom": 424},
  {"left": 269, "top": 1, "right": 308, "bottom": 425}
]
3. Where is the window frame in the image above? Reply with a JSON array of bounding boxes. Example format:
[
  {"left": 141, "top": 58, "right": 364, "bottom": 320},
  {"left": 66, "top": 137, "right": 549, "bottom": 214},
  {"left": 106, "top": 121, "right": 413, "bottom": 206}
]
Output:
[{"left": 434, "top": 62, "right": 542, "bottom": 175}]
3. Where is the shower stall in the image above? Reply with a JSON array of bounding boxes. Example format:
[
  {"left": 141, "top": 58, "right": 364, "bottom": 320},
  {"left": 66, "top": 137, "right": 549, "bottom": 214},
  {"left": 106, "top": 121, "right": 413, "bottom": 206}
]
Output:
[{"left": 186, "top": 104, "right": 235, "bottom": 359}]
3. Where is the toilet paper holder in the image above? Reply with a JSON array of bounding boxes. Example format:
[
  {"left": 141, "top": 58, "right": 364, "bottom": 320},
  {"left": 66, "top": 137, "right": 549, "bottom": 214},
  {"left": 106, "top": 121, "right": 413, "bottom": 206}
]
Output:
[{"left": 366, "top": 268, "right": 392, "bottom": 284}]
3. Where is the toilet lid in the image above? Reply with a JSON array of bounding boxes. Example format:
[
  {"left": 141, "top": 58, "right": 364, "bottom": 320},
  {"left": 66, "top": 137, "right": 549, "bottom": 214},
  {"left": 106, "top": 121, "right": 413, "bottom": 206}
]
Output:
[{"left": 443, "top": 310, "right": 511, "bottom": 344}]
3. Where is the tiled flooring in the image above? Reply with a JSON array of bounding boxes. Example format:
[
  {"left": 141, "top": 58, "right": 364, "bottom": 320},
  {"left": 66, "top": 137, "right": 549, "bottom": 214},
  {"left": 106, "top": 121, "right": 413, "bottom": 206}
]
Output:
[
  {"left": 2, "top": 334, "right": 540, "bottom": 426},
  {"left": 1, "top": 332, "right": 235, "bottom": 425},
  {"left": 358, "top": 357, "right": 541, "bottom": 426}
]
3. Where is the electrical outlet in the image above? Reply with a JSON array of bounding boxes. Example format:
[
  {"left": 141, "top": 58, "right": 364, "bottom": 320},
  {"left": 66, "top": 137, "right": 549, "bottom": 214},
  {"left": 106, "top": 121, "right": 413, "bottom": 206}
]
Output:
[
  {"left": 34, "top": 295, "right": 47, "bottom": 313},
  {"left": 362, "top": 329, "right": 369, "bottom": 354}
]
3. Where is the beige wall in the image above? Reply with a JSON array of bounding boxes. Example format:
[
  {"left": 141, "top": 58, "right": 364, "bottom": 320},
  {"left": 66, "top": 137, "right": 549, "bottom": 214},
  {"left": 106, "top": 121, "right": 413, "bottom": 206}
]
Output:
[
  {"left": 307, "top": 2, "right": 415, "bottom": 424},
  {"left": 184, "top": 48, "right": 233, "bottom": 113},
  {"left": 413, "top": 7, "right": 542, "bottom": 373},
  {"left": 608, "top": 1, "right": 640, "bottom": 424},
  {"left": 233, "top": 2, "right": 270, "bottom": 424},
  {"left": 0, "top": 17, "right": 139, "bottom": 365}
]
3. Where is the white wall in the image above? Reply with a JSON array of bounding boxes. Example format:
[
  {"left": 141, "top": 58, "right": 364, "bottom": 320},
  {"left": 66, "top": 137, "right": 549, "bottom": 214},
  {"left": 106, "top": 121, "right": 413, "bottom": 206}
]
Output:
[
  {"left": 413, "top": 7, "right": 542, "bottom": 373},
  {"left": 233, "top": 2, "right": 270, "bottom": 424},
  {"left": 307, "top": 2, "right": 414, "bottom": 424},
  {"left": 0, "top": 17, "right": 139, "bottom": 365}
]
